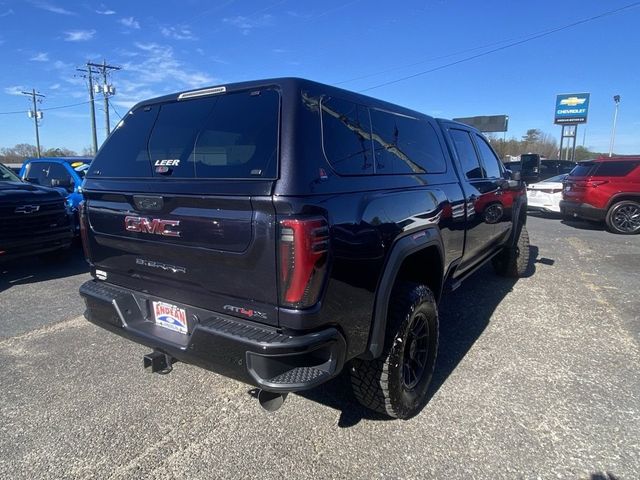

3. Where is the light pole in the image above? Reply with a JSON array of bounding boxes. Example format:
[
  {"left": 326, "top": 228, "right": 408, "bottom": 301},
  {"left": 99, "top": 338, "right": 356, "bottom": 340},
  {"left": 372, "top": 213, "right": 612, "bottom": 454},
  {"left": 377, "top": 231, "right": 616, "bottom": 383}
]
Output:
[{"left": 608, "top": 95, "right": 621, "bottom": 157}]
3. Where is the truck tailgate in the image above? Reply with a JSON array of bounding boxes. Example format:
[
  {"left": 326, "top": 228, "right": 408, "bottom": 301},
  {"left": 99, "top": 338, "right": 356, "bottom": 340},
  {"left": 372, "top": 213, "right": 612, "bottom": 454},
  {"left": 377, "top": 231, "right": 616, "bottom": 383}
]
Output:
[{"left": 84, "top": 191, "right": 278, "bottom": 326}]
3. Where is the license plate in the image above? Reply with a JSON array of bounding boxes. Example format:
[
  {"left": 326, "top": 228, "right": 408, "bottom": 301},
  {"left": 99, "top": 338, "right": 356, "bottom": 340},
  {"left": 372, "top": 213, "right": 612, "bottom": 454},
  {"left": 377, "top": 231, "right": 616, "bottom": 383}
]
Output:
[
  {"left": 153, "top": 301, "right": 188, "bottom": 334},
  {"left": 529, "top": 190, "right": 537, "bottom": 197}
]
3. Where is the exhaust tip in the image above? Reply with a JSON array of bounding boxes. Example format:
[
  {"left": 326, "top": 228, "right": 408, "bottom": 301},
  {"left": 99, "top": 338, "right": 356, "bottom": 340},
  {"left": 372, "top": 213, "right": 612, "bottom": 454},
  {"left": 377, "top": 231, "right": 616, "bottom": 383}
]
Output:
[{"left": 258, "top": 390, "right": 288, "bottom": 412}]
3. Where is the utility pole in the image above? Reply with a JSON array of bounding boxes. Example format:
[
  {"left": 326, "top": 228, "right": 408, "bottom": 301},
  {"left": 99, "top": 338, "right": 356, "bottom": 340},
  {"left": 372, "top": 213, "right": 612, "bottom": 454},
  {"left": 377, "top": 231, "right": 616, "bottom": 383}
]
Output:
[
  {"left": 87, "top": 60, "right": 120, "bottom": 137},
  {"left": 608, "top": 95, "right": 621, "bottom": 157},
  {"left": 76, "top": 63, "right": 100, "bottom": 154},
  {"left": 21, "top": 89, "right": 45, "bottom": 158}
]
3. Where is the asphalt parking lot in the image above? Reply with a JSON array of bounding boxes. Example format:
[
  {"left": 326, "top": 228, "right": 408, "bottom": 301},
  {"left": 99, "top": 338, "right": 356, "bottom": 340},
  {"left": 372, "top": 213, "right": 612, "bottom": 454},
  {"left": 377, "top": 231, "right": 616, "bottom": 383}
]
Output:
[{"left": 1, "top": 216, "right": 638, "bottom": 479}]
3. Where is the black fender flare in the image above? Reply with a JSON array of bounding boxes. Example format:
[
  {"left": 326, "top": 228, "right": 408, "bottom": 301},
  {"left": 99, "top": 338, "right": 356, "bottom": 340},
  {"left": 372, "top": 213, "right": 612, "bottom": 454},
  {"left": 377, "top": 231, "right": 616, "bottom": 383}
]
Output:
[
  {"left": 508, "top": 192, "right": 527, "bottom": 246},
  {"left": 362, "top": 227, "right": 444, "bottom": 359}
]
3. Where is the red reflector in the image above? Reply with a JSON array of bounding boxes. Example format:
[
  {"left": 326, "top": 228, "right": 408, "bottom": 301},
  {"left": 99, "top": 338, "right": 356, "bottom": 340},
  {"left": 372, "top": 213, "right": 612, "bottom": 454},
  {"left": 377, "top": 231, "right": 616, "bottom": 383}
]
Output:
[{"left": 278, "top": 217, "right": 329, "bottom": 308}]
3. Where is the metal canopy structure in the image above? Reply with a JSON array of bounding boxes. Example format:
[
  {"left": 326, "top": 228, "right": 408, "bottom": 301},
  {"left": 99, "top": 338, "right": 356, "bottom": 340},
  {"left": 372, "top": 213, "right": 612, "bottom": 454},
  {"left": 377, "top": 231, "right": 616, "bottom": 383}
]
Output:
[{"left": 453, "top": 115, "right": 509, "bottom": 133}]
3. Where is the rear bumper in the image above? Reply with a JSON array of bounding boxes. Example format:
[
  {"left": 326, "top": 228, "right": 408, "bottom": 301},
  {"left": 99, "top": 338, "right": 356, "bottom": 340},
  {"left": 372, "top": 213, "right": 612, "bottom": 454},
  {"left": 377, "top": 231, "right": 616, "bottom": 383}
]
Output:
[
  {"left": 559, "top": 200, "right": 606, "bottom": 221},
  {"left": 527, "top": 191, "right": 561, "bottom": 213},
  {"left": 0, "top": 230, "right": 73, "bottom": 262},
  {"left": 79, "top": 280, "right": 346, "bottom": 392},
  {"left": 528, "top": 204, "right": 561, "bottom": 213}
]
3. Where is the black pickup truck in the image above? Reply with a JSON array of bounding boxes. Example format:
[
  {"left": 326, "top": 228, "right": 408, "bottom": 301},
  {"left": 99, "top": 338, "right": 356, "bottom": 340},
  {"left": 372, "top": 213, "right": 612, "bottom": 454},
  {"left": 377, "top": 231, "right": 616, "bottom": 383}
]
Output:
[
  {"left": 0, "top": 163, "right": 74, "bottom": 262},
  {"left": 79, "top": 78, "right": 529, "bottom": 419}
]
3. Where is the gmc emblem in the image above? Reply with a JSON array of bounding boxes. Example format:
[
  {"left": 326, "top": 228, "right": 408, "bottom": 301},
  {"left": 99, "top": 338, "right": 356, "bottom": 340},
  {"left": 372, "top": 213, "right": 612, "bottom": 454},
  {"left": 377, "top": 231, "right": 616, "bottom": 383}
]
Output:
[{"left": 124, "top": 216, "right": 181, "bottom": 237}]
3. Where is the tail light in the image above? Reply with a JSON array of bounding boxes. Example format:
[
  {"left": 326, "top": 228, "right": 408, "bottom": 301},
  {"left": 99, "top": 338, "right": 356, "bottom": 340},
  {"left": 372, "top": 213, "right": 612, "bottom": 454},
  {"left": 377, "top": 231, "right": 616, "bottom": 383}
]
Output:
[
  {"left": 78, "top": 201, "right": 92, "bottom": 263},
  {"left": 278, "top": 217, "right": 329, "bottom": 308}
]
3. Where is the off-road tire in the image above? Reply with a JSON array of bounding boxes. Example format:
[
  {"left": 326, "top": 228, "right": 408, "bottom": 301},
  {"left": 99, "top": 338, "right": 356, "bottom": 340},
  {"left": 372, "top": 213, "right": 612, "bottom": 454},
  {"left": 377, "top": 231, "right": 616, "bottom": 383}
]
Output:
[
  {"left": 350, "top": 282, "right": 439, "bottom": 419},
  {"left": 492, "top": 224, "right": 530, "bottom": 277},
  {"left": 605, "top": 200, "right": 640, "bottom": 235}
]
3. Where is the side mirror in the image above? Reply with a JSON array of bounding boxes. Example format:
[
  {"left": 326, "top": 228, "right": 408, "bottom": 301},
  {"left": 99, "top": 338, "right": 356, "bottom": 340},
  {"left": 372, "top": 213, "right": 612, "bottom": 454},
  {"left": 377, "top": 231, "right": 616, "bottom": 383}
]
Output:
[{"left": 51, "top": 178, "right": 74, "bottom": 193}]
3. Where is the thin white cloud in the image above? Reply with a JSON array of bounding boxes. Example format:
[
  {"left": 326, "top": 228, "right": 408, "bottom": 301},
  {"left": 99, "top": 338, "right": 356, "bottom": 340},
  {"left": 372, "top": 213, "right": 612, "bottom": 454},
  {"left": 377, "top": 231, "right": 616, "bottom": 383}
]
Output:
[
  {"left": 31, "top": 1, "right": 75, "bottom": 15},
  {"left": 30, "top": 52, "right": 49, "bottom": 62},
  {"left": 64, "top": 30, "right": 96, "bottom": 42},
  {"left": 223, "top": 14, "right": 273, "bottom": 35},
  {"left": 113, "top": 42, "right": 217, "bottom": 108},
  {"left": 161, "top": 26, "right": 196, "bottom": 40},
  {"left": 96, "top": 9, "right": 115, "bottom": 15},
  {"left": 49, "top": 83, "right": 61, "bottom": 90},
  {"left": 53, "top": 60, "right": 73, "bottom": 70},
  {"left": 4, "top": 86, "right": 26, "bottom": 96},
  {"left": 119, "top": 17, "right": 140, "bottom": 29},
  {"left": 0, "top": 8, "right": 14, "bottom": 17}
]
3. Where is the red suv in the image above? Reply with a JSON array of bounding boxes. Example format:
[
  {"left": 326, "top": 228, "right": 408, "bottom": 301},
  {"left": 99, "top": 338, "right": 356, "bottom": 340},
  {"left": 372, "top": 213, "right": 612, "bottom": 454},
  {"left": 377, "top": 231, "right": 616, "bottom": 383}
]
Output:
[{"left": 560, "top": 156, "right": 640, "bottom": 234}]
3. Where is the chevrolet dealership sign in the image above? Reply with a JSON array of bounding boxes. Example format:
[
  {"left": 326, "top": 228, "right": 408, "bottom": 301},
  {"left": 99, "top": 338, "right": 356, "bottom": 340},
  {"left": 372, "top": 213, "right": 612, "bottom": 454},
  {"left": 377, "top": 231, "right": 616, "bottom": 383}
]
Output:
[{"left": 554, "top": 93, "right": 590, "bottom": 124}]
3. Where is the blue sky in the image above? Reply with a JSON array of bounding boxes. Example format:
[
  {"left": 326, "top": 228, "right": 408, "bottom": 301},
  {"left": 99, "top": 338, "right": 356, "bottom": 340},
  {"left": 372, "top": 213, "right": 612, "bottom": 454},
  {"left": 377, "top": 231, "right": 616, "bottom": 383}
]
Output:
[{"left": 0, "top": 0, "right": 638, "bottom": 154}]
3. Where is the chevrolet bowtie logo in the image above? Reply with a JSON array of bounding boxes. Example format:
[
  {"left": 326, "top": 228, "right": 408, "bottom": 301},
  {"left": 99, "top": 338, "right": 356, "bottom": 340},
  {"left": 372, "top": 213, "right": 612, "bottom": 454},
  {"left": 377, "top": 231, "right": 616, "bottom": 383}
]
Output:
[
  {"left": 15, "top": 205, "right": 40, "bottom": 214},
  {"left": 559, "top": 97, "right": 586, "bottom": 107}
]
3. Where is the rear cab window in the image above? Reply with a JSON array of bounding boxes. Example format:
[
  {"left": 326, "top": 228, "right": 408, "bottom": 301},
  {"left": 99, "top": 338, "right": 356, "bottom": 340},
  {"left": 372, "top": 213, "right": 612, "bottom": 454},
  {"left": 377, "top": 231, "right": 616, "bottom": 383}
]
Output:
[
  {"left": 569, "top": 162, "right": 596, "bottom": 177},
  {"left": 449, "top": 129, "right": 483, "bottom": 179},
  {"left": 87, "top": 88, "right": 280, "bottom": 179},
  {"left": 321, "top": 97, "right": 447, "bottom": 176}
]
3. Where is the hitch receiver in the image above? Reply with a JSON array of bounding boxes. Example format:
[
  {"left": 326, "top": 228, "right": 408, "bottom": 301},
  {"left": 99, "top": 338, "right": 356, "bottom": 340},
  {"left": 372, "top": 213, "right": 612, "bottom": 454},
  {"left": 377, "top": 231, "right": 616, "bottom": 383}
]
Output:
[{"left": 143, "top": 351, "right": 176, "bottom": 374}]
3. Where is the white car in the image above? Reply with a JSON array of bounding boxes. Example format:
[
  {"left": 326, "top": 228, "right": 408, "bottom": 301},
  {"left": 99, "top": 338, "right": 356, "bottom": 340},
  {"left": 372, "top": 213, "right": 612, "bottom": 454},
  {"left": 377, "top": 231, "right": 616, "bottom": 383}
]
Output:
[{"left": 527, "top": 174, "right": 567, "bottom": 214}]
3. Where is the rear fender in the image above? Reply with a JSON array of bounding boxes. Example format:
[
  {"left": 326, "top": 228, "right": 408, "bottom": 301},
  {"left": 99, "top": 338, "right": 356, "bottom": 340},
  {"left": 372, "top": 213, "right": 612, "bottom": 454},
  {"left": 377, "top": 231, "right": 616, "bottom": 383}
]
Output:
[{"left": 363, "top": 227, "right": 444, "bottom": 359}]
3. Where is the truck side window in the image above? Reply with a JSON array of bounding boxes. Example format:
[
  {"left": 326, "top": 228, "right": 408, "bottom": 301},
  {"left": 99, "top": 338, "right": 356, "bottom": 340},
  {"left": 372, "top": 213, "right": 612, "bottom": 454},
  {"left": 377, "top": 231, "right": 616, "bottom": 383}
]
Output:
[
  {"left": 47, "top": 163, "right": 74, "bottom": 190},
  {"left": 450, "top": 129, "right": 483, "bottom": 179},
  {"left": 369, "top": 109, "right": 447, "bottom": 175},
  {"left": 474, "top": 135, "right": 502, "bottom": 179},
  {"left": 594, "top": 161, "right": 639, "bottom": 177},
  {"left": 321, "top": 97, "right": 373, "bottom": 175},
  {"left": 24, "top": 162, "right": 50, "bottom": 186}
]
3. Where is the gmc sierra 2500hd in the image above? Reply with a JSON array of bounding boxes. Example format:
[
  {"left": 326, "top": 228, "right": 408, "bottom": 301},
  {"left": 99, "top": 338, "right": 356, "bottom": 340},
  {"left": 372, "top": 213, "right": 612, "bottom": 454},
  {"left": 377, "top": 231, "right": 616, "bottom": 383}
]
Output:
[{"left": 79, "top": 78, "right": 528, "bottom": 419}]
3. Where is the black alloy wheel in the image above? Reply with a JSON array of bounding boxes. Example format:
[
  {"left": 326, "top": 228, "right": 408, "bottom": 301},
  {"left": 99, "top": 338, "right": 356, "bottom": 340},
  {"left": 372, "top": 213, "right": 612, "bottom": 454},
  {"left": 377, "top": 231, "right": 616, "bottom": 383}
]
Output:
[
  {"left": 606, "top": 200, "right": 640, "bottom": 234},
  {"left": 402, "top": 312, "right": 430, "bottom": 390}
]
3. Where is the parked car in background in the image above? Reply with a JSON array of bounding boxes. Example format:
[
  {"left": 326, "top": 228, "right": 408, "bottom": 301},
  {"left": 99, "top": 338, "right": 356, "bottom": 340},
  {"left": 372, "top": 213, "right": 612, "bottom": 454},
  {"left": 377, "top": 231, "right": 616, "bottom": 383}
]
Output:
[
  {"left": 527, "top": 174, "right": 567, "bottom": 214},
  {"left": 20, "top": 157, "right": 92, "bottom": 233},
  {"left": 0, "top": 162, "right": 74, "bottom": 262},
  {"left": 3, "top": 162, "right": 24, "bottom": 175},
  {"left": 561, "top": 156, "right": 640, "bottom": 234},
  {"left": 517, "top": 155, "right": 576, "bottom": 184},
  {"left": 503, "top": 161, "right": 521, "bottom": 173}
]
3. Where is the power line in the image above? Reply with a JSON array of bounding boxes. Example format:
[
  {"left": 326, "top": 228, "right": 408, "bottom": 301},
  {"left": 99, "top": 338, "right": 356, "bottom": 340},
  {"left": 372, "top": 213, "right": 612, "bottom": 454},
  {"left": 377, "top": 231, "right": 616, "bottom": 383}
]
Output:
[
  {"left": 336, "top": 25, "right": 578, "bottom": 86},
  {"left": 42, "top": 100, "right": 92, "bottom": 111},
  {"left": 0, "top": 100, "right": 91, "bottom": 115},
  {"left": 359, "top": 1, "right": 640, "bottom": 92},
  {"left": 109, "top": 103, "right": 123, "bottom": 121}
]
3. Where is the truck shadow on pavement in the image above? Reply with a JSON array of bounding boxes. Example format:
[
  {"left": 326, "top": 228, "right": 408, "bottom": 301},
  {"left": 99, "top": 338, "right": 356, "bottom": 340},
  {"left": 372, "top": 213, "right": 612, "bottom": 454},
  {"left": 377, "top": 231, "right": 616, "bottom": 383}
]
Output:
[
  {"left": 0, "top": 244, "right": 89, "bottom": 294},
  {"left": 561, "top": 218, "right": 606, "bottom": 231},
  {"left": 293, "top": 244, "right": 542, "bottom": 427}
]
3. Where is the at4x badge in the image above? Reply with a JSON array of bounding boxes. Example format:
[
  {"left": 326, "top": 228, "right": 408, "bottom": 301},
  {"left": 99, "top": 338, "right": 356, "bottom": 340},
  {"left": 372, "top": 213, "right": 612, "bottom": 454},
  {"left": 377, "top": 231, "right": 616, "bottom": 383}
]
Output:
[{"left": 223, "top": 304, "right": 268, "bottom": 321}]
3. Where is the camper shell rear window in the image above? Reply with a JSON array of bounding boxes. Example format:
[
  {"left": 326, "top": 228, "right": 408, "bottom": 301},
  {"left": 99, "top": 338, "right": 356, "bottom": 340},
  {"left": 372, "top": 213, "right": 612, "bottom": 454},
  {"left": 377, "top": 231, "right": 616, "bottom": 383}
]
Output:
[{"left": 87, "top": 88, "right": 280, "bottom": 179}]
